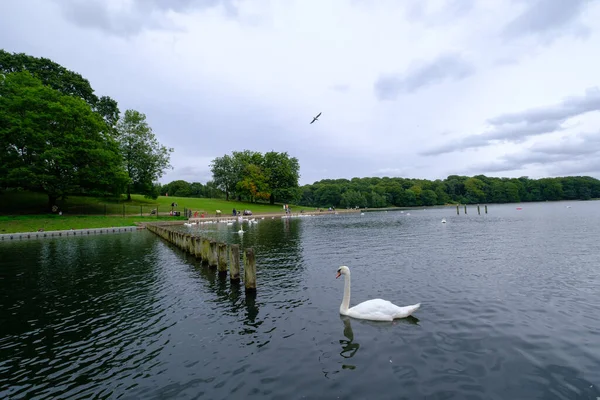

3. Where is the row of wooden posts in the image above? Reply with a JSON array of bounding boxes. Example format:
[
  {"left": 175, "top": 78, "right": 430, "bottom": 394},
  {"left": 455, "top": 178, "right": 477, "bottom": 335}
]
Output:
[
  {"left": 456, "top": 204, "right": 488, "bottom": 215},
  {"left": 146, "top": 224, "right": 256, "bottom": 291}
]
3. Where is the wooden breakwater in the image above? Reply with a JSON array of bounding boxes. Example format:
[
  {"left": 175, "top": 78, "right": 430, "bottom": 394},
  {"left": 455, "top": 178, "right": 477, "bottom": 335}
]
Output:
[
  {"left": 456, "top": 204, "right": 488, "bottom": 215},
  {"left": 145, "top": 223, "right": 256, "bottom": 291}
]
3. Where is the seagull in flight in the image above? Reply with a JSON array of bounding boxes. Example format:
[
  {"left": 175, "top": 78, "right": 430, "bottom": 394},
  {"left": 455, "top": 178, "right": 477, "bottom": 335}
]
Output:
[{"left": 310, "top": 112, "right": 322, "bottom": 124}]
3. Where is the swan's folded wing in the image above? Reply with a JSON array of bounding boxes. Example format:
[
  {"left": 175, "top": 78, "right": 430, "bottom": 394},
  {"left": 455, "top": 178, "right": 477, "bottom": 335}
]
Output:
[
  {"left": 393, "top": 303, "right": 420, "bottom": 318},
  {"left": 349, "top": 299, "right": 420, "bottom": 320}
]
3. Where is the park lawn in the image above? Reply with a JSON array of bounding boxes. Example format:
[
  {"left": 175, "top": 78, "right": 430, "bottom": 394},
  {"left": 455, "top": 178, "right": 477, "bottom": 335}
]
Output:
[
  {"left": 0, "top": 215, "right": 185, "bottom": 234},
  {"left": 0, "top": 191, "right": 292, "bottom": 216},
  {"left": 0, "top": 191, "right": 301, "bottom": 233},
  {"left": 130, "top": 194, "right": 287, "bottom": 215}
]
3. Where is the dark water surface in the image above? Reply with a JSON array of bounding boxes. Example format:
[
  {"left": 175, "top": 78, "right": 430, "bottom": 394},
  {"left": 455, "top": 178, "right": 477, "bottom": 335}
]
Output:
[{"left": 1, "top": 201, "right": 599, "bottom": 399}]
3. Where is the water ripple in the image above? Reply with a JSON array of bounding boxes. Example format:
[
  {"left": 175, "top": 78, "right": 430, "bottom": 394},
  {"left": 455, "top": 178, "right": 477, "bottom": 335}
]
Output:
[{"left": 1, "top": 203, "right": 600, "bottom": 399}]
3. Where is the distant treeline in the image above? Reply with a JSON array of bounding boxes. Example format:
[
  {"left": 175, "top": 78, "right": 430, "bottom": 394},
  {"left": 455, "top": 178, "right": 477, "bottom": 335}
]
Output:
[
  {"left": 157, "top": 180, "right": 224, "bottom": 199},
  {"left": 158, "top": 175, "right": 600, "bottom": 208},
  {"left": 297, "top": 175, "right": 600, "bottom": 208}
]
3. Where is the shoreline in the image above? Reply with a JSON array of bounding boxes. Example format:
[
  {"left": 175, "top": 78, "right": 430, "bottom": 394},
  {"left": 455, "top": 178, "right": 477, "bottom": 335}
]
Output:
[
  {"left": 0, "top": 226, "right": 139, "bottom": 241},
  {"left": 0, "top": 209, "right": 362, "bottom": 238}
]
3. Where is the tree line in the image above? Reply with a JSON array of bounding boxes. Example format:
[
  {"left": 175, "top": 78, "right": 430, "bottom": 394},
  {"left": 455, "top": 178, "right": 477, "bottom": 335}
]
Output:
[
  {"left": 0, "top": 50, "right": 172, "bottom": 209},
  {"left": 298, "top": 175, "right": 600, "bottom": 208},
  {"left": 162, "top": 172, "right": 599, "bottom": 209},
  {"left": 157, "top": 180, "right": 223, "bottom": 199}
]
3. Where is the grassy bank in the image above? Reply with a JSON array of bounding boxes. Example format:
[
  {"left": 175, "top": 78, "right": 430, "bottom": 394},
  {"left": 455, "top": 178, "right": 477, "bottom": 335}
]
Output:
[
  {"left": 0, "top": 215, "right": 185, "bottom": 234},
  {"left": 0, "top": 191, "right": 294, "bottom": 215},
  {"left": 0, "top": 190, "right": 306, "bottom": 233}
]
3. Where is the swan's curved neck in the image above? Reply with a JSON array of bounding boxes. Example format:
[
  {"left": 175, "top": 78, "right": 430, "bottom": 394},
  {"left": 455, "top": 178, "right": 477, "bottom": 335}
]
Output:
[{"left": 340, "top": 273, "right": 351, "bottom": 314}]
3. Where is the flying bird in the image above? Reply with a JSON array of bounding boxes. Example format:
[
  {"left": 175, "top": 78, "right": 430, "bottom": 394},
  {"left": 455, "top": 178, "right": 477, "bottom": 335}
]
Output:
[{"left": 310, "top": 112, "right": 322, "bottom": 124}]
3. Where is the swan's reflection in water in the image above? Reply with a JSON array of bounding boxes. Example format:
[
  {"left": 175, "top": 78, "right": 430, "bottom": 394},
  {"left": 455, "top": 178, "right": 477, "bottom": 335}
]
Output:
[
  {"left": 339, "top": 316, "right": 360, "bottom": 360},
  {"left": 339, "top": 315, "right": 420, "bottom": 369}
]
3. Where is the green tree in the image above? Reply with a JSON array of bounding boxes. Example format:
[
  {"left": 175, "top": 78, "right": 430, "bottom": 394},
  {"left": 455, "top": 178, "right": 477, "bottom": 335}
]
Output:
[
  {"left": 116, "top": 109, "right": 173, "bottom": 200},
  {"left": 464, "top": 177, "right": 486, "bottom": 203},
  {"left": 0, "top": 49, "right": 119, "bottom": 125},
  {"left": 340, "top": 189, "right": 367, "bottom": 208},
  {"left": 0, "top": 71, "right": 128, "bottom": 209},
  {"left": 263, "top": 151, "right": 300, "bottom": 205},
  {"left": 163, "top": 180, "right": 191, "bottom": 197},
  {"left": 420, "top": 189, "right": 438, "bottom": 206},
  {"left": 210, "top": 154, "right": 237, "bottom": 200},
  {"left": 236, "top": 163, "right": 270, "bottom": 202}
]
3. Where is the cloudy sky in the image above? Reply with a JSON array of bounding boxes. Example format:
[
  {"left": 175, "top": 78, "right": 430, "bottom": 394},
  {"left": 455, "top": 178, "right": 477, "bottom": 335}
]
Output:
[{"left": 2, "top": 0, "right": 600, "bottom": 185}]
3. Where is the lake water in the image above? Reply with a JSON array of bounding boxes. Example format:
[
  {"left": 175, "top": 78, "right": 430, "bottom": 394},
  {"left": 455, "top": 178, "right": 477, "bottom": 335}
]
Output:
[{"left": 1, "top": 201, "right": 599, "bottom": 399}]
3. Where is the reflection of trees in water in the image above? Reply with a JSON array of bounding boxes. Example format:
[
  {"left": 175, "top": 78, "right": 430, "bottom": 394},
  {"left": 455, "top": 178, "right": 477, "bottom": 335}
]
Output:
[
  {"left": 180, "top": 218, "right": 306, "bottom": 290},
  {"left": 0, "top": 232, "right": 169, "bottom": 395},
  {"left": 174, "top": 219, "right": 307, "bottom": 349},
  {"left": 1, "top": 233, "right": 163, "bottom": 333}
]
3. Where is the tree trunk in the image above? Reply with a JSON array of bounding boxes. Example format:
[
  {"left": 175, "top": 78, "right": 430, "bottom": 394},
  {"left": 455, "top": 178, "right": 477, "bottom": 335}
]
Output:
[
  {"left": 48, "top": 194, "right": 57, "bottom": 213},
  {"left": 269, "top": 194, "right": 275, "bottom": 205},
  {"left": 127, "top": 184, "right": 132, "bottom": 201},
  {"left": 226, "top": 192, "right": 229, "bottom": 201}
]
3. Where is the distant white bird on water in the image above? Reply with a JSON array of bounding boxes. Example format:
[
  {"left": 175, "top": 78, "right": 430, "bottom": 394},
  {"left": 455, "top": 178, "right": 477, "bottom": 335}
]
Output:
[{"left": 441, "top": 218, "right": 446, "bottom": 223}]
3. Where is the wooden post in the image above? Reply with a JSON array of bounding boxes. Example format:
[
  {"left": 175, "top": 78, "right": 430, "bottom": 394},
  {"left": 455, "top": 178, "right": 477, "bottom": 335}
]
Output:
[
  {"left": 122, "top": 203, "right": 125, "bottom": 217},
  {"left": 464, "top": 205, "right": 467, "bottom": 214},
  {"left": 202, "top": 238, "right": 210, "bottom": 265},
  {"left": 209, "top": 240, "right": 218, "bottom": 268},
  {"left": 244, "top": 248, "right": 256, "bottom": 291},
  {"left": 485, "top": 205, "right": 488, "bottom": 214},
  {"left": 229, "top": 244, "right": 240, "bottom": 281},
  {"left": 456, "top": 204, "right": 459, "bottom": 215},
  {"left": 477, "top": 205, "right": 480, "bottom": 215},
  {"left": 217, "top": 243, "right": 228, "bottom": 274},
  {"left": 194, "top": 237, "right": 202, "bottom": 259},
  {"left": 187, "top": 234, "right": 194, "bottom": 254},
  {"left": 140, "top": 205, "right": 143, "bottom": 217}
]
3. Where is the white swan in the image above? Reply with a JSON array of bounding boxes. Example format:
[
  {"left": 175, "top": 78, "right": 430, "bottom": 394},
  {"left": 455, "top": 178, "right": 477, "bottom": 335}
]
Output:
[{"left": 336, "top": 266, "right": 420, "bottom": 321}]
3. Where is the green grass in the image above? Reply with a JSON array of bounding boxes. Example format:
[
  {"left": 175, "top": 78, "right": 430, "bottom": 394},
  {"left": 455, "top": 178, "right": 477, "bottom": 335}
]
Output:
[
  {"left": 0, "top": 190, "right": 299, "bottom": 233},
  {"left": 0, "top": 191, "right": 291, "bottom": 215},
  {"left": 0, "top": 215, "right": 185, "bottom": 234}
]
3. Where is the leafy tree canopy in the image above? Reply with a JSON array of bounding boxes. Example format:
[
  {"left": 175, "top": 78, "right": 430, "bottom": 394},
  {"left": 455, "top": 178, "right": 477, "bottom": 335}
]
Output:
[
  {"left": 116, "top": 109, "right": 173, "bottom": 200},
  {"left": 210, "top": 150, "right": 300, "bottom": 203},
  {"left": 0, "top": 71, "right": 128, "bottom": 208},
  {"left": 0, "top": 49, "right": 120, "bottom": 126}
]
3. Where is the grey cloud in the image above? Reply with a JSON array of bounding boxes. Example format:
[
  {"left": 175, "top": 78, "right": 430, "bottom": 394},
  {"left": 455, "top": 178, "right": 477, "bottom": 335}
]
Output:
[
  {"left": 165, "top": 165, "right": 213, "bottom": 184},
  {"left": 547, "top": 158, "right": 600, "bottom": 176},
  {"left": 421, "top": 120, "right": 565, "bottom": 156},
  {"left": 53, "top": 0, "right": 238, "bottom": 36},
  {"left": 374, "top": 53, "right": 474, "bottom": 100},
  {"left": 422, "top": 88, "right": 600, "bottom": 156},
  {"left": 502, "top": 0, "right": 592, "bottom": 41},
  {"left": 330, "top": 84, "right": 350, "bottom": 92},
  {"left": 530, "top": 132, "right": 600, "bottom": 155},
  {"left": 489, "top": 87, "right": 600, "bottom": 126},
  {"left": 405, "top": 0, "right": 475, "bottom": 25},
  {"left": 465, "top": 131, "right": 600, "bottom": 174}
]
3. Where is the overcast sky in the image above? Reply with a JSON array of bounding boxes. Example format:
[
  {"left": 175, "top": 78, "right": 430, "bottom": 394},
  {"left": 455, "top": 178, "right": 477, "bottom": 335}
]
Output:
[{"left": 2, "top": 0, "right": 600, "bottom": 185}]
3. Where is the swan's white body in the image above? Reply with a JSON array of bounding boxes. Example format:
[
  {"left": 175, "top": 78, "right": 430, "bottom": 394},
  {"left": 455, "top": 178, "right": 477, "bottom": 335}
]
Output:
[{"left": 336, "top": 266, "right": 420, "bottom": 322}]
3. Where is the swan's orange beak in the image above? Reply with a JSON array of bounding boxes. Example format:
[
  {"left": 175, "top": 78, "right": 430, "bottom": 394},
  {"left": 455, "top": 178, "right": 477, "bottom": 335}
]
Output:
[{"left": 336, "top": 271, "right": 341, "bottom": 279}]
